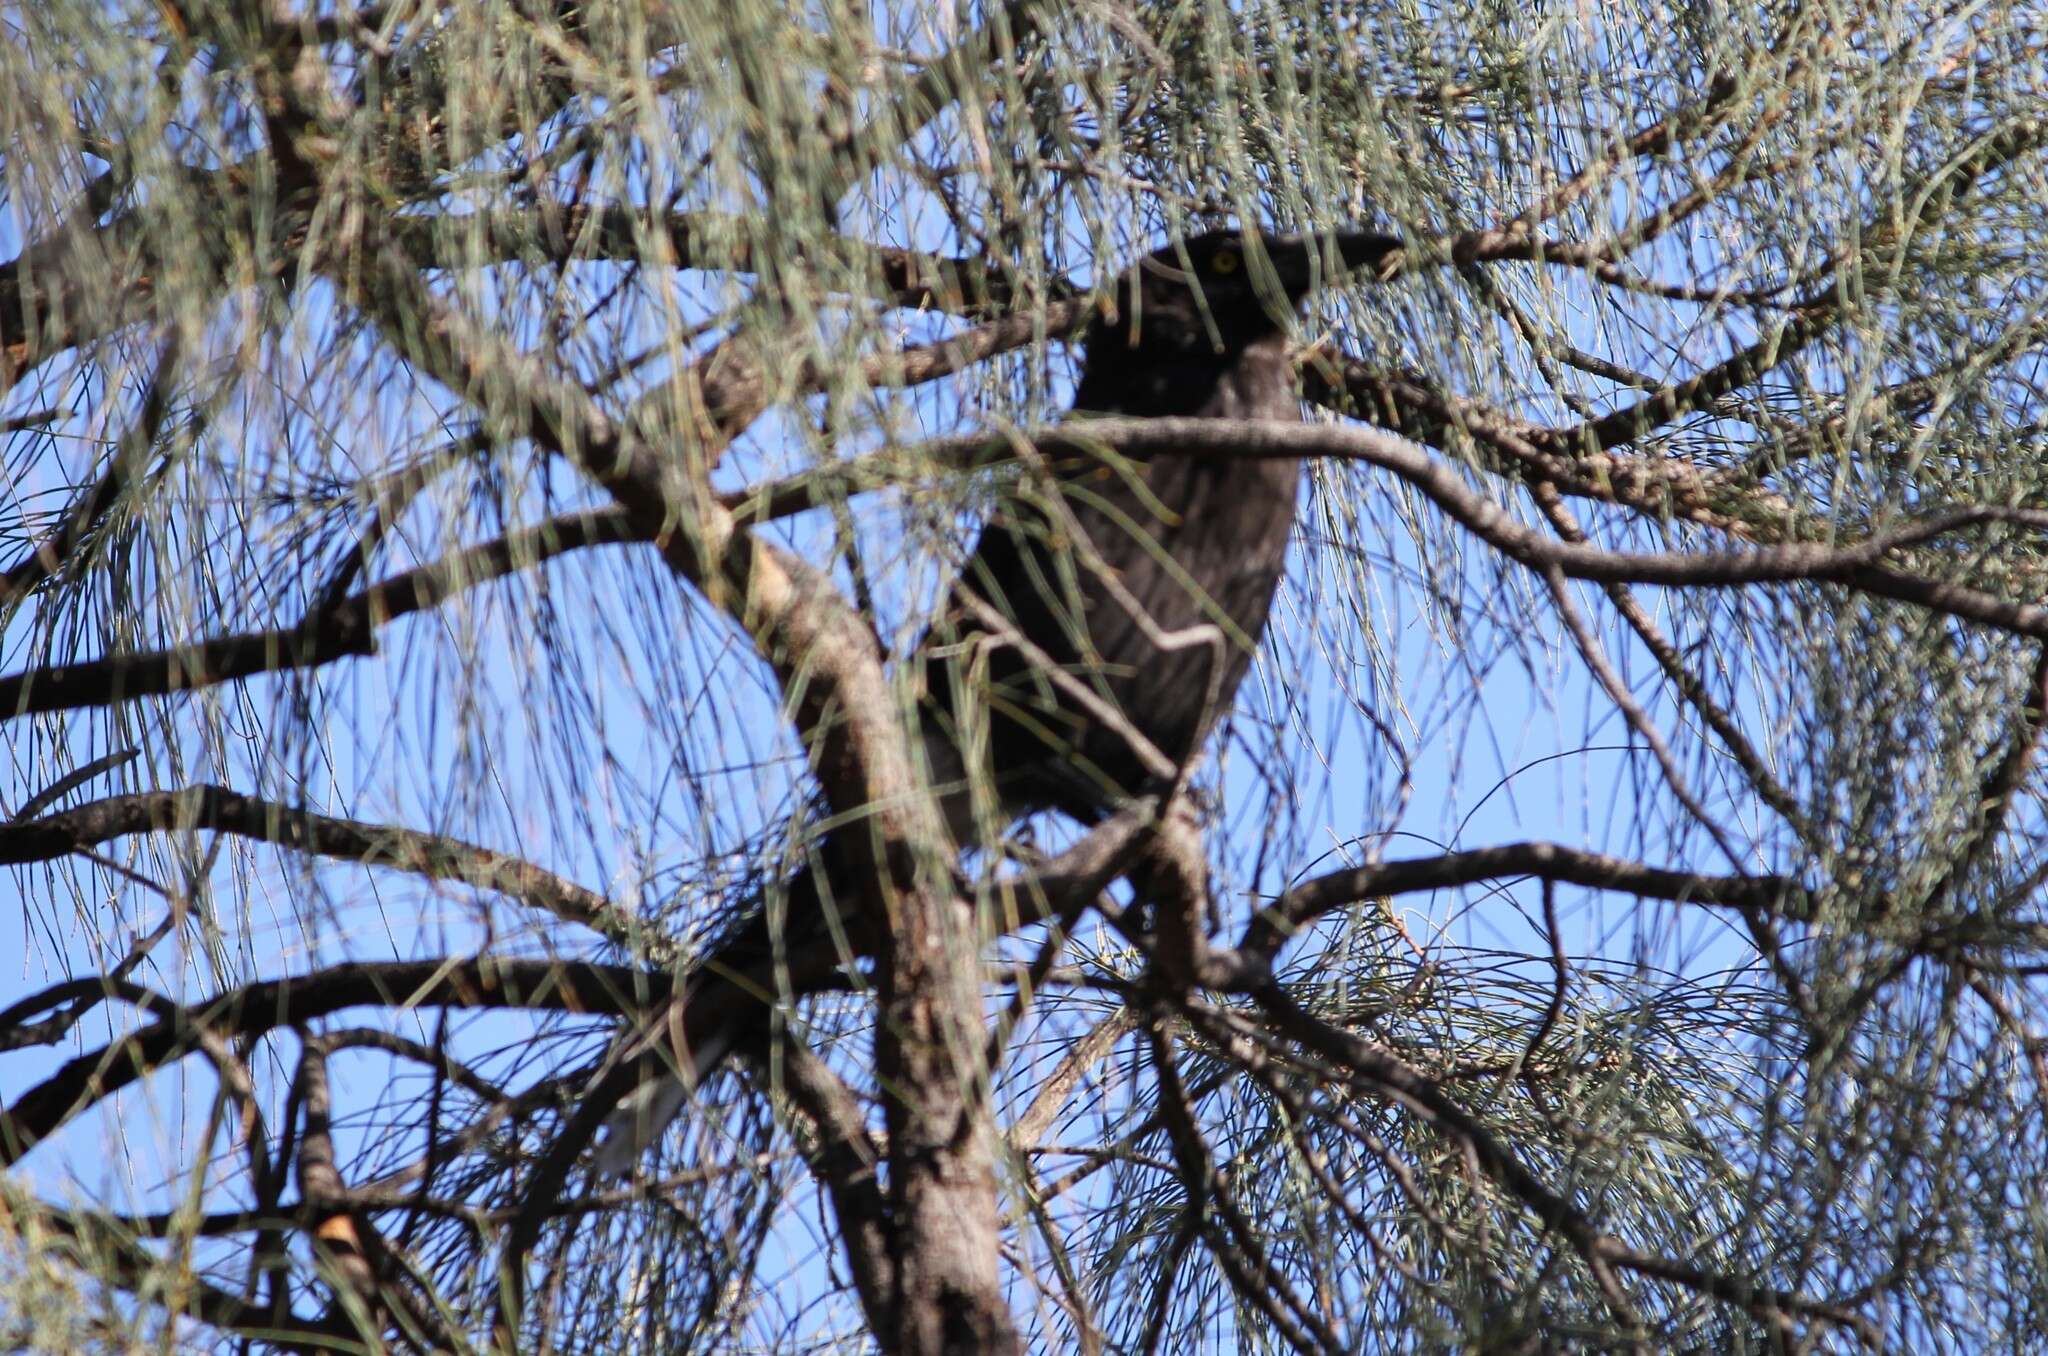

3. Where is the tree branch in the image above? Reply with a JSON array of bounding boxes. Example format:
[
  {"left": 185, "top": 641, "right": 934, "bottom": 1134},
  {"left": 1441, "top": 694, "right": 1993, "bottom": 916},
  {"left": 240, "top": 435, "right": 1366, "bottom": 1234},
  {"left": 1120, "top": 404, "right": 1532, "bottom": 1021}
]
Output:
[
  {"left": 1144, "top": 1019, "right": 1343, "bottom": 1354},
  {"left": 0, "top": 783, "right": 638, "bottom": 950},
  {"left": 390, "top": 203, "right": 1070, "bottom": 316},
  {"left": 28, "top": 1205, "right": 359, "bottom": 1356},
  {"left": 0, "top": 506, "right": 631, "bottom": 718},
  {"left": 774, "top": 1033, "right": 898, "bottom": 1334},
  {"left": 1239, "top": 841, "right": 1808, "bottom": 965},
  {"left": 908, "top": 418, "right": 2048, "bottom": 635},
  {"left": 1, "top": 958, "right": 666, "bottom": 1166},
  {"left": 1, "top": 337, "right": 181, "bottom": 607}
]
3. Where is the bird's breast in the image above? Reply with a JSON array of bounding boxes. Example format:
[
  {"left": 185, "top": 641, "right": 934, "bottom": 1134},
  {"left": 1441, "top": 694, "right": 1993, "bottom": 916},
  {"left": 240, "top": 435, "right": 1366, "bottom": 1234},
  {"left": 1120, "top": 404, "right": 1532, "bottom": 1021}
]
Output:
[
  {"left": 936, "top": 334, "right": 1309, "bottom": 819},
  {"left": 1049, "top": 339, "right": 1304, "bottom": 764},
  {"left": 1072, "top": 336, "right": 1304, "bottom": 617}
]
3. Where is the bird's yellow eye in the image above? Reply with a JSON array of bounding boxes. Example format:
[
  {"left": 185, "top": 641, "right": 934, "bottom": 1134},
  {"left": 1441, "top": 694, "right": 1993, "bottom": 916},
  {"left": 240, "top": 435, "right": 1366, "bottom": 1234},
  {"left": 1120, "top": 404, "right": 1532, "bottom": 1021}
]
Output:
[{"left": 1210, "top": 248, "right": 1241, "bottom": 274}]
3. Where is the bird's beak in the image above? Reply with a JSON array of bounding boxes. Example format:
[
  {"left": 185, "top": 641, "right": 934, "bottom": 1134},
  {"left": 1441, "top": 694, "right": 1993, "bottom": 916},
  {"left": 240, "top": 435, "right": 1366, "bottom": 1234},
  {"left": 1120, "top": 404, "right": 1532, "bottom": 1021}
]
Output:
[
  {"left": 1260, "top": 229, "right": 1403, "bottom": 297},
  {"left": 1330, "top": 229, "right": 1403, "bottom": 280}
]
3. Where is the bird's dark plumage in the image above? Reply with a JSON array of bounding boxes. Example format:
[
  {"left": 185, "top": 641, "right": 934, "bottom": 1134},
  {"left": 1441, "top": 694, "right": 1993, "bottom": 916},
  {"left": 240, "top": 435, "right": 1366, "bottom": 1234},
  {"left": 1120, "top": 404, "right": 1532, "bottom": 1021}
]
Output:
[
  {"left": 919, "top": 227, "right": 1392, "bottom": 822},
  {"left": 594, "top": 227, "right": 1393, "bottom": 1173}
]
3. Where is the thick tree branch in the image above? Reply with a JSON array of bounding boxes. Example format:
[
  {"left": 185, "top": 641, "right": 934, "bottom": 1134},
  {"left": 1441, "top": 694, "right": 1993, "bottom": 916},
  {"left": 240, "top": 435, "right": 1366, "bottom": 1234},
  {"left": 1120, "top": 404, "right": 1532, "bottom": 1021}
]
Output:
[
  {"left": 294, "top": 1043, "right": 393, "bottom": 1345},
  {"left": 906, "top": 418, "right": 2048, "bottom": 635},
  {"left": 28, "top": 1205, "right": 359, "bottom": 1356},
  {"left": 1, "top": 958, "right": 664, "bottom": 1166},
  {"left": 353, "top": 236, "right": 1022, "bottom": 1352},
  {"left": 1239, "top": 842, "right": 1807, "bottom": 967},
  {"left": 391, "top": 202, "right": 1069, "bottom": 316},
  {"left": 0, "top": 783, "right": 635, "bottom": 950},
  {"left": 0, "top": 506, "right": 631, "bottom": 717},
  {"left": 775, "top": 1034, "right": 898, "bottom": 1335}
]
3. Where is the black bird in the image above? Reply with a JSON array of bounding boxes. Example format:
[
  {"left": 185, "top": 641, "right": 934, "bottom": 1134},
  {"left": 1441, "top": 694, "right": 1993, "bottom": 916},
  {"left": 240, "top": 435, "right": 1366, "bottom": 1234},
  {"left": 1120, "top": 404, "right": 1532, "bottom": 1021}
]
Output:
[{"left": 594, "top": 227, "right": 1396, "bottom": 1173}]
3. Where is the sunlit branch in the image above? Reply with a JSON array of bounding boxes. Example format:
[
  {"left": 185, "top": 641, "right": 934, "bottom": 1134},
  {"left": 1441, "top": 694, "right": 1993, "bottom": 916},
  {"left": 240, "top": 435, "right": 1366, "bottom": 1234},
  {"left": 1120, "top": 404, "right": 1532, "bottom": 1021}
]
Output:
[
  {"left": 0, "top": 783, "right": 635, "bottom": 950},
  {"left": 295, "top": 1042, "right": 416, "bottom": 1350},
  {"left": 353, "top": 236, "right": 1015, "bottom": 1345}
]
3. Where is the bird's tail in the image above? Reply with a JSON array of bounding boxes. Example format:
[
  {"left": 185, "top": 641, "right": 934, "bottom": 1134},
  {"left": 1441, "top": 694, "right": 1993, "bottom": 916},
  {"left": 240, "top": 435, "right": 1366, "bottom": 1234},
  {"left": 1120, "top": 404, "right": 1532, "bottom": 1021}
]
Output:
[
  {"left": 591, "top": 736, "right": 986, "bottom": 1177},
  {"left": 590, "top": 1014, "right": 738, "bottom": 1177},
  {"left": 589, "top": 862, "right": 855, "bottom": 1179}
]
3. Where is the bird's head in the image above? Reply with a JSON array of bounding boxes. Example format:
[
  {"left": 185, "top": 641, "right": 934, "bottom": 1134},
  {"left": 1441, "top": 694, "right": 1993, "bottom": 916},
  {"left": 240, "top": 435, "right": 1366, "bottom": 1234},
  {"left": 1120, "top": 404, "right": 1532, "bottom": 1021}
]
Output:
[{"left": 1090, "top": 226, "right": 1399, "bottom": 356}]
